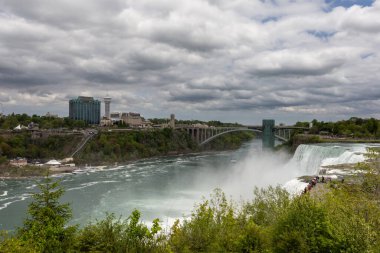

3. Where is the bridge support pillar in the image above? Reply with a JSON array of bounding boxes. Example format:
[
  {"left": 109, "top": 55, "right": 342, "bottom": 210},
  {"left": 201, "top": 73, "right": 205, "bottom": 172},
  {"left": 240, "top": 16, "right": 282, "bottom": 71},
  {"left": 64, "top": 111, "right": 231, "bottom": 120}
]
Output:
[{"left": 262, "top": 119, "right": 275, "bottom": 149}]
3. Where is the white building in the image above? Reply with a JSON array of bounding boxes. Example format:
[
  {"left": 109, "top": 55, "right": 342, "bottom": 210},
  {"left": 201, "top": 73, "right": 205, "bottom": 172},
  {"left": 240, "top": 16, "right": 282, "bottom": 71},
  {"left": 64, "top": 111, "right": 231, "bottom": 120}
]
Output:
[
  {"left": 104, "top": 97, "right": 111, "bottom": 119},
  {"left": 122, "top": 112, "right": 143, "bottom": 127}
]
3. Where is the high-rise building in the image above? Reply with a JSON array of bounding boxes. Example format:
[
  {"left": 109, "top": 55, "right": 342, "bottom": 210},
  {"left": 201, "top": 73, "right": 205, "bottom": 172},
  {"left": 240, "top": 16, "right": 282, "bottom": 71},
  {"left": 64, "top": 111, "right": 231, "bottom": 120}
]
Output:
[
  {"left": 69, "top": 96, "right": 101, "bottom": 124},
  {"left": 170, "top": 114, "right": 175, "bottom": 129},
  {"left": 104, "top": 97, "right": 111, "bottom": 119}
]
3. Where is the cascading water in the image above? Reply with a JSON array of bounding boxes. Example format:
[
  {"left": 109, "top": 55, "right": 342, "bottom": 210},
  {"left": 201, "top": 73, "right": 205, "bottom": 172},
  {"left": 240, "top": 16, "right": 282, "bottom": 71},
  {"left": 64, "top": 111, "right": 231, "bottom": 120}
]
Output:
[
  {"left": 283, "top": 143, "right": 370, "bottom": 194},
  {"left": 287, "top": 144, "right": 371, "bottom": 175},
  {"left": 286, "top": 144, "right": 347, "bottom": 175}
]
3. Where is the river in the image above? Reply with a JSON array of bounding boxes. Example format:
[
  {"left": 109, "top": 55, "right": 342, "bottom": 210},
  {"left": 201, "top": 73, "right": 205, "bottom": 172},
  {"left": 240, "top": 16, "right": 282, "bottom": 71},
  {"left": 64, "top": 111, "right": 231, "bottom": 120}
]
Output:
[{"left": 0, "top": 139, "right": 377, "bottom": 231}]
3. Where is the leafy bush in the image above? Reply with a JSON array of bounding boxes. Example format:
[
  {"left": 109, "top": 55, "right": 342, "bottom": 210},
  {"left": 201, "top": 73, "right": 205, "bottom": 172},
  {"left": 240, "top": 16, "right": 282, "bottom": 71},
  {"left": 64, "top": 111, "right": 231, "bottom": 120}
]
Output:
[
  {"left": 75, "top": 211, "right": 168, "bottom": 252},
  {"left": 272, "top": 195, "right": 335, "bottom": 252},
  {"left": 169, "top": 188, "right": 270, "bottom": 253},
  {"left": 244, "top": 186, "right": 290, "bottom": 226}
]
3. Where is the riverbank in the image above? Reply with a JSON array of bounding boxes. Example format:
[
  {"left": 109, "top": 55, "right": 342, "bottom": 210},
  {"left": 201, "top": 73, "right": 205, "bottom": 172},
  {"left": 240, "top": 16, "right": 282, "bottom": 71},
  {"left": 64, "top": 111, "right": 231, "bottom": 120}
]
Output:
[
  {"left": 0, "top": 164, "right": 80, "bottom": 179},
  {"left": 0, "top": 130, "right": 255, "bottom": 178},
  {"left": 0, "top": 164, "right": 49, "bottom": 179},
  {"left": 74, "top": 129, "right": 254, "bottom": 165}
]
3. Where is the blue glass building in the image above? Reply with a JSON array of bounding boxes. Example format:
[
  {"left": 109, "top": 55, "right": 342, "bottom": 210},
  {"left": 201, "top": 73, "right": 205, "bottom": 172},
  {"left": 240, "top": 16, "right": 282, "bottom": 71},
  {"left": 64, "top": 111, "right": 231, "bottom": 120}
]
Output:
[{"left": 69, "top": 96, "right": 101, "bottom": 124}]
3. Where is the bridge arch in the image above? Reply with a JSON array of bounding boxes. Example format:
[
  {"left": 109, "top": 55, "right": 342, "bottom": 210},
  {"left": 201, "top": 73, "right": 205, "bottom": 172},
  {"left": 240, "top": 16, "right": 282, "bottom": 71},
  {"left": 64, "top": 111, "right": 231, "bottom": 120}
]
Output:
[{"left": 199, "top": 128, "right": 287, "bottom": 146}]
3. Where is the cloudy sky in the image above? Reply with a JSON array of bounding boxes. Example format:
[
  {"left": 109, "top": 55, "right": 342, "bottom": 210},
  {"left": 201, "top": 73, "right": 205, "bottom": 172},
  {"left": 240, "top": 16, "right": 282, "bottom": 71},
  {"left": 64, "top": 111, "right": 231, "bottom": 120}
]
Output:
[{"left": 0, "top": 0, "right": 379, "bottom": 124}]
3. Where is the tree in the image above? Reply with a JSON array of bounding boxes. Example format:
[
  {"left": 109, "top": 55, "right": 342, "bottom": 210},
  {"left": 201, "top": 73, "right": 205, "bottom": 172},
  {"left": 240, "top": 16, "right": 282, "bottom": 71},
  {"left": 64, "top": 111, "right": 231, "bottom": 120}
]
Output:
[
  {"left": 244, "top": 186, "right": 290, "bottom": 227},
  {"left": 18, "top": 176, "right": 76, "bottom": 252},
  {"left": 76, "top": 211, "right": 167, "bottom": 252},
  {"left": 272, "top": 195, "right": 335, "bottom": 253}
]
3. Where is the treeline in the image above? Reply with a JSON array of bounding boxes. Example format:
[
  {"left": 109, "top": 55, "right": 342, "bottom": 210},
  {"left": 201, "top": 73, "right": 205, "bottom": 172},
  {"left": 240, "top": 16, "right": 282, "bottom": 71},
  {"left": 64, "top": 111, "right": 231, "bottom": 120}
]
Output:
[
  {"left": 76, "top": 130, "right": 254, "bottom": 164},
  {"left": 0, "top": 132, "right": 82, "bottom": 162},
  {"left": 202, "top": 131, "right": 254, "bottom": 150},
  {"left": 0, "top": 128, "right": 254, "bottom": 167},
  {"left": 1, "top": 149, "right": 379, "bottom": 252},
  {"left": 0, "top": 113, "right": 87, "bottom": 130},
  {"left": 149, "top": 118, "right": 242, "bottom": 127},
  {"left": 77, "top": 129, "right": 198, "bottom": 164},
  {"left": 296, "top": 117, "right": 380, "bottom": 138}
]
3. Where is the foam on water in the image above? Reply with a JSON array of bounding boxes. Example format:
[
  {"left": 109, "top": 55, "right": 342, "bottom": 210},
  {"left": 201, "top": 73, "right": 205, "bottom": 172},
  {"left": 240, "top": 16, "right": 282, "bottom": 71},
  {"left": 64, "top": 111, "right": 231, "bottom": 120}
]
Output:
[
  {"left": 67, "top": 180, "right": 120, "bottom": 191},
  {"left": 0, "top": 191, "right": 7, "bottom": 197},
  {"left": 283, "top": 179, "right": 308, "bottom": 196},
  {"left": 321, "top": 151, "right": 365, "bottom": 167},
  {"left": 283, "top": 143, "right": 372, "bottom": 194},
  {"left": 285, "top": 144, "right": 371, "bottom": 176},
  {"left": 106, "top": 165, "right": 127, "bottom": 171},
  {"left": 0, "top": 193, "right": 31, "bottom": 210},
  {"left": 0, "top": 195, "right": 22, "bottom": 202},
  {"left": 285, "top": 144, "right": 346, "bottom": 175},
  {"left": 67, "top": 182, "right": 100, "bottom": 191},
  {"left": 26, "top": 184, "right": 37, "bottom": 189}
]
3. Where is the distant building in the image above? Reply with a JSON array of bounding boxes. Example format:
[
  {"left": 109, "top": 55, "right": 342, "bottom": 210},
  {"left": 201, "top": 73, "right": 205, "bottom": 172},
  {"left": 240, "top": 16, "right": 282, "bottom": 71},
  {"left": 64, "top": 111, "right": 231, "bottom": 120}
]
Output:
[
  {"left": 110, "top": 112, "right": 123, "bottom": 123},
  {"left": 13, "top": 124, "right": 27, "bottom": 131},
  {"left": 104, "top": 97, "right": 111, "bottom": 119},
  {"left": 109, "top": 111, "right": 152, "bottom": 128},
  {"left": 10, "top": 158, "right": 28, "bottom": 167},
  {"left": 28, "top": 122, "right": 39, "bottom": 130},
  {"left": 45, "top": 112, "right": 58, "bottom": 118},
  {"left": 122, "top": 112, "right": 143, "bottom": 127},
  {"left": 69, "top": 96, "right": 101, "bottom": 124},
  {"left": 170, "top": 114, "right": 175, "bottom": 129},
  {"left": 100, "top": 117, "right": 113, "bottom": 126}
]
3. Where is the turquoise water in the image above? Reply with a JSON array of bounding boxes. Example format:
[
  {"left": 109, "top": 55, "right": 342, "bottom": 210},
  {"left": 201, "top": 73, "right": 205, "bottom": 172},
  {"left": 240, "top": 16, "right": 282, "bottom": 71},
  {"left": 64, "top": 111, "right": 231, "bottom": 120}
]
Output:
[
  {"left": 0, "top": 139, "right": 266, "bottom": 231},
  {"left": 2, "top": 140, "right": 372, "bottom": 231}
]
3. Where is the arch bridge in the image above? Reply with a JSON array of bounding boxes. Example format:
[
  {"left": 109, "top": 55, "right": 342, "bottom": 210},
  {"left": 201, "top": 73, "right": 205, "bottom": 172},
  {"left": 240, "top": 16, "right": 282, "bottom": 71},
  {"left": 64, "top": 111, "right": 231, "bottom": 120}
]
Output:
[{"left": 178, "top": 120, "right": 308, "bottom": 149}]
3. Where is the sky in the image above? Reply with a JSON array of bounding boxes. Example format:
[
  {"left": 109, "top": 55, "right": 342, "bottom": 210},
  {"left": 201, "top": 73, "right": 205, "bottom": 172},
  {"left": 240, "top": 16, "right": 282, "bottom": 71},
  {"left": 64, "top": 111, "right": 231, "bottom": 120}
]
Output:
[{"left": 0, "top": 0, "right": 379, "bottom": 124}]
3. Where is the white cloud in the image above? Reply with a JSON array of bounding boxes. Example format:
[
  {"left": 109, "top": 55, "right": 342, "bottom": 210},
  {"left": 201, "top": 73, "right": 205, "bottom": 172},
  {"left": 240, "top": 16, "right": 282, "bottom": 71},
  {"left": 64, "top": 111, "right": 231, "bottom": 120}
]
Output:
[{"left": 0, "top": 0, "right": 379, "bottom": 123}]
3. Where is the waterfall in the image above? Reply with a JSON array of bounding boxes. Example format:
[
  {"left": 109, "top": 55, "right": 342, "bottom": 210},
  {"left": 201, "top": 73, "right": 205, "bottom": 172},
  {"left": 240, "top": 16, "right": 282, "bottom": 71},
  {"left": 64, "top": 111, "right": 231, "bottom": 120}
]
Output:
[
  {"left": 283, "top": 143, "right": 368, "bottom": 195},
  {"left": 285, "top": 144, "right": 367, "bottom": 176}
]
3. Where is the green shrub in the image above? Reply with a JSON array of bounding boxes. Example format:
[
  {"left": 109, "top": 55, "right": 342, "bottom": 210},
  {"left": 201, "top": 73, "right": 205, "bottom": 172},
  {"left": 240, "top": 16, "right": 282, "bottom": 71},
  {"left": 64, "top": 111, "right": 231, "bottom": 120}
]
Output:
[
  {"left": 169, "top": 189, "right": 268, "bottom": 253},
  {"left": 272, "top": 195, "right": 335, "bottom": 253},
  {"left": 75, "top": 211, "right": 168, "bottom": 252}
]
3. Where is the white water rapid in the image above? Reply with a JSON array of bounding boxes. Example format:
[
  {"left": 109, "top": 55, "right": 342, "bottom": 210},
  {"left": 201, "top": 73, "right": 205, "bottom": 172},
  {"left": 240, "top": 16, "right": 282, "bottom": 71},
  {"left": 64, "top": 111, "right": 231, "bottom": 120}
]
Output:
[{"left": 282, "top": 143, "right": 374, "bottom": 194}]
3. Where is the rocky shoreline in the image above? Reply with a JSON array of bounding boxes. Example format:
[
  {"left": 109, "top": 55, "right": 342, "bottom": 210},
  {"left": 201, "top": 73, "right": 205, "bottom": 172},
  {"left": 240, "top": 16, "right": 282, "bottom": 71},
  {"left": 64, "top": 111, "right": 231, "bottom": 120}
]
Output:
[{"left": 0, "top": 149, "right": 235, "bottom": 179}]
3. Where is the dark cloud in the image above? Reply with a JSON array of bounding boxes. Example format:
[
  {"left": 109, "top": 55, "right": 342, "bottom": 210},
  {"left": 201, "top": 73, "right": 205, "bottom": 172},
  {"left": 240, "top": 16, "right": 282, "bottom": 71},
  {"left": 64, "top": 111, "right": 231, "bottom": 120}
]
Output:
[
  {"left": 169, "top": 89, "right": 219, "bottom": 102},
  {"left": 0, "top": 0, "right": 379, "bottom": 123}
]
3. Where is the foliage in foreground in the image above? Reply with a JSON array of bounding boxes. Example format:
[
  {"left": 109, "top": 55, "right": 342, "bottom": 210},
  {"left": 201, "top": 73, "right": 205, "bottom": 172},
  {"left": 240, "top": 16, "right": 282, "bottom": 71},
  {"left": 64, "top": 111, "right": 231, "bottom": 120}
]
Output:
[
  {"left": 170, "top": 186, "right": 380, "bottom": 253},
  {"left": 75, "top": 211, "right": 167, "bottom": 252},
  {"left": 1, "top": 154, "right": 380, "bottom": 252},
  {"left": 0, "top": 176, "right": 76, "bottom": 252}
]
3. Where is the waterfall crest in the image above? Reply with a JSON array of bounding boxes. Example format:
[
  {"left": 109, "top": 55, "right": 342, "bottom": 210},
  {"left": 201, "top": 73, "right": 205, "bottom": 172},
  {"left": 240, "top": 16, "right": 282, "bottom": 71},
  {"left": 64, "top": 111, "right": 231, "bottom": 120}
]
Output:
[{"left": 286, "top": 144, "right": 366, "bottom": 175}]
